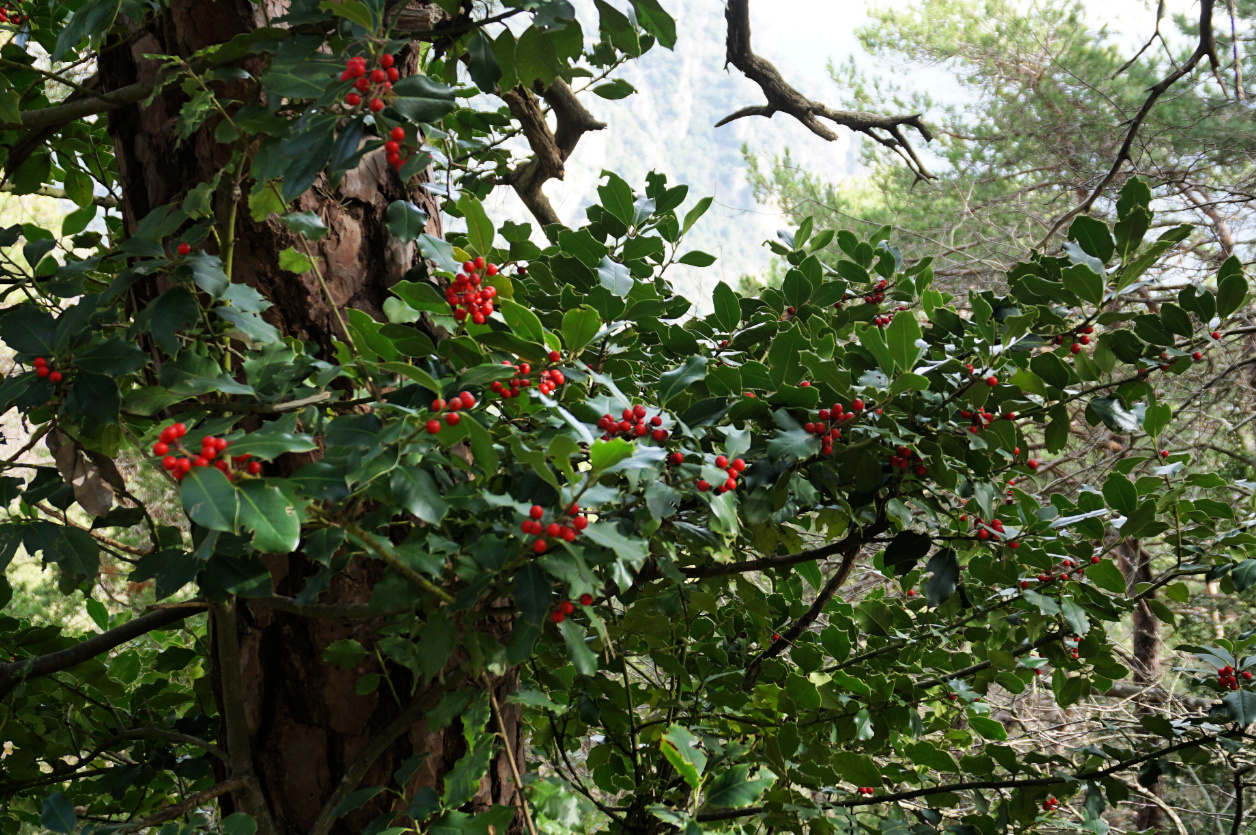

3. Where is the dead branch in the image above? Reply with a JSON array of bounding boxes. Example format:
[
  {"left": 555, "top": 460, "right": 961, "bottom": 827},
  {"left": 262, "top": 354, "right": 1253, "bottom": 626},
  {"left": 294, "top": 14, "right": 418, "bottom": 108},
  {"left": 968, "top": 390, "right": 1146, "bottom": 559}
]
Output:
[
  {"left": 719, "top": 0, "right": 934, "bottom": 180},
  {"left": 502, "top": 80, "right": 607, "bottom": 227}
]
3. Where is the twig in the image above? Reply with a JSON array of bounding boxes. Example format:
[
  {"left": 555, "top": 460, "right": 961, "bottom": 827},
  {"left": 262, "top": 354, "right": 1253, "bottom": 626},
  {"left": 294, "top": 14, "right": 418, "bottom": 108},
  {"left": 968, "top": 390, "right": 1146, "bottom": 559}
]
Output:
[
  {"left": 1035, "top": 0, "right": 1221, "bottom": 250},
  {"left": 486, "top": 677, "right": 538, "bottom": 835},
  {"left": 105, "top": 777, "right": 248, "bottom": 832},
  {"left": 719, "top": 0, "right": 932, "bottom": 180}
]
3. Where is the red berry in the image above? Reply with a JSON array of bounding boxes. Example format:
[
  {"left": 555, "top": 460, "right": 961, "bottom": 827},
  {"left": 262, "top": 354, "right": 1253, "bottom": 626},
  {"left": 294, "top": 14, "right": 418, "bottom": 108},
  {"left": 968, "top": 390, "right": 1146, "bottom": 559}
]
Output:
[
  {"left": 426, "top": 419, "right": 441, "bottom": 434},
  {"left": 799, "top": 380, "right": 810, "bottom": 387},
  {"left": 445, "top": 412, "right": 461, "bottom": 426},
  {"left": 579, "top": 593, "right": 593, "bottom": 606},
  {"left": 573, "top": 516, "right": 588, "bottom": 531},
  {"left": 162, "top": 456, "right": 177, "bottom": 470},
  {"left": 669, "top": 452, "right": 684, "bottom": 465},
  {"left": 368, "top": 98, "right": 384, "bottom": 112},
  {"left": 1160, "top": 450, "right": 1169, "bottom": 458},
  {"left": 715, "top": 455, "right": 728, "bottom": 469},
  {"left": 1212, "top": 331, "right": 1222, "bottom": 340},
  {"left": 458, "top": 392, "right": 476, "bottom": 409},
  {"left": 551, "top": 610, "right": 564, "bottom": 623},
  {"left": 390, "top": 126, "right": 405, "bottom": 141},
  {"left": 986, "top": 376, "right": 998, "bottom": 387},
  {"left": 1070, "top": 343, "right": 1082, "bottom": 354},
  {"left": 48, "top": 371, "right": 62, "bottom": 383},
  {"left": 534, "top": 539, "right": 548, "bottom": 554},
  {"left": 1027, "top": 459, "right": 1038, "bottom": 470},
  {"left": 1192, "top": 351, "right": 1203, "bottom": 360},
  {"left": 35, "top": 366, "right": 49, "bottom": 377},
  {"left": 732, "top": 458, "right": 746, "bottom": 472},
  {"left": 370, "top": 69, "right": 386, "bottom": 84},
  {"left": 652, "top": 429, "right": 668, "bottom": 442},
  {"left": 696, "top": 480, "right": 710, "bottom": 492},
  {"left": 559, "top": 600, "right": 574, "bottom": 615},
  {"left": 177, "top": 242, "right": 191, "bottom": 256},
  {"left": 193, "top": 456, "right": 208, "bottom": 468},
  {"left": 345, "top": 93, "right": 361, "bottom": 106},
  {"left": 977, "top": 529, "right": 989, "bottom": 540},
  {"left": 32, "top": 357, "right": 46, "bottom": 367},
  {"left": 153, "top": 442, "right": 169, "bottom": 456},
  {"left": 852, "top": 399, "right": 865, "bottom": 411},
  {"left": 380, "top": 54, "right": 394, "bottom": 68},
  {"left": 724, "top": 478, "right": 737, "bottom": 491},
  {"left": 246, "top": 461, "right": 262, "bottom": 475},
  {"left": 1020, "top": 580, "right": 1030, "bottom": 589},
  {"left": 354, "top": 77, "right": 370, "bottom": 92},
  {"left": 386, "top": 67, "right": 399, "bottom": 82},
  {"left": 772, "top": 633, "right": 780, "bottom": 641},
  {"left": 546, "top": 522, "right": 561, "bottom": 538}
]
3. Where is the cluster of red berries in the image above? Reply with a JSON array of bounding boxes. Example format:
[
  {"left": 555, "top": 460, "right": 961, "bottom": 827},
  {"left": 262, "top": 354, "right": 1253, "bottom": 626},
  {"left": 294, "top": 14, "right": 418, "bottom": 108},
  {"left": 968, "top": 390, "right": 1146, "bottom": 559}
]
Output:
[
  {"left": 0, "top": 0, "right": 26, "bottom": 25},
  {"left": 958, "top": 405, "right": 1010, "bottom": 435},
  {"left": 490, "top": 354, "right": 566, "bottom": 399},
  {"left": 30, "top": 357, "right": 64, "bottom": 384},
  {"left": 694, "top": 454, "right": 747, "bottom": 494},
  {"left": 1216, "top": 665, "right": 1251, "bottom": 690},
  {"left": 446, "top": 258, "right": 498, "bottom": 324},
  {"left": 863, "top": 278, "right": 889, "bottom": 304},
  {"left": 856, "top": 787, "right": 876, "bottom": 796},
  {"left": 1042, "top": 797, "right": 1060, "bottom": 812},
  {"left": 804, "top": 400, "right": 864, "bottom": 455},
  {"left": 424, "top": 391, "right": 476, "bottom": 434},
  {"left": 1020, "top": 556, "right": 1098, "bottom": 588},
  {"left": 523, "top": 503, "right": 589, "bottom": 555},
  {"left": 338, "top": 54, "right": 398, "bottom": 113},
  {"left": 382, "top": 125, "right": 414, "bottom": 172},
  {"left": 888, "top": 445, "right": 926, "bottom": 476},
  {"left": 1064, "top": 636, "right": 1081, "bottom": 660},
  {"left": 550, "top": 593, "right": 594, "bottom": 624},
  {"left": 963, "top": 515, "right": 1004, "bottom": 542},
  {"left": 154, "top": 423, "right": 261, "bottom": 481},
  {"left": 597, "top": 404, "right": 670, "bottom": 443}
]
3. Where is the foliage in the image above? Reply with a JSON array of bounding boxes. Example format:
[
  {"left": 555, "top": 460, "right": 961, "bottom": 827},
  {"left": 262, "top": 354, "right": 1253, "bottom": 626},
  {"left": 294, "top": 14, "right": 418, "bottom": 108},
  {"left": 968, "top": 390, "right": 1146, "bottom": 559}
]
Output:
[{"left": 0, "top": 0, "right": 1255, "bottom": 834}]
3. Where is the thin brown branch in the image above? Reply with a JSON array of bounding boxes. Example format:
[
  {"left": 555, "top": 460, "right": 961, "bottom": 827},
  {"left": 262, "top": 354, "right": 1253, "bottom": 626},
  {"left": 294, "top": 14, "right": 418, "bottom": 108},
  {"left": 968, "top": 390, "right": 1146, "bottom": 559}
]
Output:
[
  {"left": 720, "top": 0, "right": 933, "bottom": 179},
  {"left": 112, "top": 778, "right": 249, "bottom": 832},
  {"left": 1035, "top": 0, "right": 1220, "bottom": 250}
]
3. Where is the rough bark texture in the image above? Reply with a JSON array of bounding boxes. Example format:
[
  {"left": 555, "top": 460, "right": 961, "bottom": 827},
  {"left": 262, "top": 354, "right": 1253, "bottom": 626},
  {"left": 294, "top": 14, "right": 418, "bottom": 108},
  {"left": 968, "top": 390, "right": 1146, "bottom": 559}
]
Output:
[
  {"left": 1118, "top": 538, "right": 1162, "bottom": 833},
  {"left": 97, "top": 3, "right": 523, "bottom": 833}
]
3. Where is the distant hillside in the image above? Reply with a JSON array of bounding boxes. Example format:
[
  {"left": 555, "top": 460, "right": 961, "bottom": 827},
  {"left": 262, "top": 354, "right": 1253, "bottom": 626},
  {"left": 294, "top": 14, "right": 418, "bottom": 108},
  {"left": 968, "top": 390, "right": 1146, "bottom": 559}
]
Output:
[{"left": 483, "top": 0, "right": 860, "bottom": 302}]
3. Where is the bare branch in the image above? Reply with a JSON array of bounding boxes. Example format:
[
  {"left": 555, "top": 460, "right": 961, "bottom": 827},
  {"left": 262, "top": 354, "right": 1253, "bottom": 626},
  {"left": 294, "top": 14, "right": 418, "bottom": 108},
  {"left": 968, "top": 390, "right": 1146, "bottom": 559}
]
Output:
[
  {"left": 110, "top": 778, "right": 249, "bottom": 832},
  {"left": 502, "top": 80, "right": 607, "bottom": 227},
  {"left": 720, "top": 0, "right": 933, "bottom": 179},
  {"left": 1035, "top": 0, "right": 1221, "bottom": 250}
]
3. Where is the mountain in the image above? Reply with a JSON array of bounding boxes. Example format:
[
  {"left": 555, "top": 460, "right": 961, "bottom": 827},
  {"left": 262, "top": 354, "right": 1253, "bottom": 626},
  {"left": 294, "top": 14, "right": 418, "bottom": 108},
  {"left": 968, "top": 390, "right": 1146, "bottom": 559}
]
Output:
[{"left": 482, "top": 0, "right": 861, "bottom": 301}]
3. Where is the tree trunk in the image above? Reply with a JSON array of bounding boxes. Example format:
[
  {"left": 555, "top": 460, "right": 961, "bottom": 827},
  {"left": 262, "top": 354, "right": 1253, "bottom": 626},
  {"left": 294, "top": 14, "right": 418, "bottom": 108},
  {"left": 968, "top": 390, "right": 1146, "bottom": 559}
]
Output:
[
  {"left": 97, "top": 4, "right": 524, "bottom": 833},
  {"left": 1118, "top": 538, "right": 1162, "bottom": 833}
]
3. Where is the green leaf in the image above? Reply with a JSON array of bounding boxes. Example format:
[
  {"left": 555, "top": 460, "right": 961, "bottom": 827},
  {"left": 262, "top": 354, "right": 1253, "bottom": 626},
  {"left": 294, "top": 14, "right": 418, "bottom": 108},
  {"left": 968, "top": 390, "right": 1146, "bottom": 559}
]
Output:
[
  {"left": 390, "top": 468, "right": 448, "bottom": 525},
  {"left": 86, "top": 598, "right": 108, "bottom": 631},
  {"left": 281, "top": 211, "right": 329, "bottom": 241},
  {"left": 466, "top": 30, "right": 503, "bottom": 93},
  {"left": 1086, "top": 559, "right": 1127, "bottom": 594},
  {"left": 923, "top": 548, "right": 959, "bottom": 607},
  {"left": 677, "top": 250, "right": 717, "bottom": 267},
  {"left": 386, "top": 201, "right": 429, "bottom": 243},
  {"left": 1061, "top": 596, "right": 1091, "bottom": 637},
  {"left": 590, "top": 438, "right": 634, "bottom": 473},
  {"left": 969, "top": 715, "right": 1008, "bottom": 741},
  {"left": 1232, "top": 560, "right": 1256, "bottom": 592},
  {"left": 660, "top": 725, "right": 706, "bottom": 790},
  {"left": 597, "top": 256, "right": 633, "bottom": 296},
  {"left": 1088, "top": 397, "right": 1140, "bottom": 432},
  {"left": 237, "top": 481, "right": 301, "bottom": 553},
  {"left": 561, "top": 306, "right": 601, "bottom": 353},
  {"left": 1217, "top": 256, "right": 1248, "bottom": 317},
  {"left": 884, "top": 531, "right": 930, "bottom": 576},
  {"left": 704, "top": 764, "right": 773, "bottom": 808},
  {"left": 1142, "top": 402, "right": 1171, "bottom": 438},
  {"left": 682, "top": 196, "right": 712, "bottom": 234},
  {"left": 1068, "top": 215, "right": 1115, "bottom": 263},
  {"left": 498, "top": 297, "right": 545, "bottom": 343},
  {"left": 1062, "top": 264, "right": 1104, "bottom": 305},
  {"left": 597, "top": 171, "right": 636, "bottom": 226},
  {"left": 831, "top": 752, "right": 882, "bottom": 787},
  {"left": 1102, "top": 473, "right": 1137, "bottom": 515},
  {"left": 713, "top": 281, "right": 740, "bottom": 332},
  {"left": 657, "top": 356, "right": 708, "bottom": 404},
  {"left": 557, "top": 618, "right": 598, "bottom": 675},
  {"left": 180, "top": 467, "right": 240, "bottom": 533},
  {"left": 1222, "top": 690, "right": 1256, "bottom": 726},
  {"left": 885, "top": 311, "right": 922, "bottom": 371},
  {"left": 278, "top": 247, "right": 314, "bottom": 274},
  {"left": 323, "top": 638, "right": 367, "bottom": 669},
  {"left": 904, "top": 741, "right": 960, "bottom": 772},
  {"left": 459, "top": 194, "right": 494, "bottom": 256},
  {"left": 41, "top": 793, "right": 76, "bottom": 834},
  {"left": 631, "top": 0, "right": 678, "bottom": 48},
  {"left": 222, "top": 813, "right": 258, "bottom": 835}
]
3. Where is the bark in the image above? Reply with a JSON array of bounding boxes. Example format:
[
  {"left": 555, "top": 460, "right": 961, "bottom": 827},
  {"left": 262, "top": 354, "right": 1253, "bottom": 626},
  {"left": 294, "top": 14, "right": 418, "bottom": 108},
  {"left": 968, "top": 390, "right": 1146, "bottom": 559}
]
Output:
[
  {"left": 97, "top": 3, "right": 523, "bottom": 833},
  {"left": 1118, "top": 538, "right": 1163, "bottom": 833}
]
